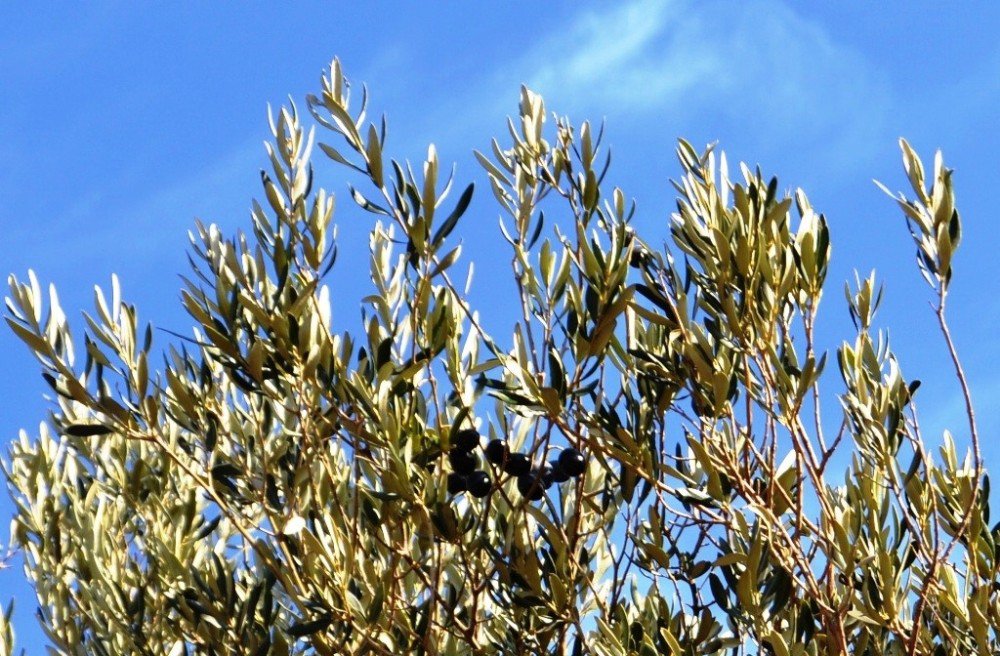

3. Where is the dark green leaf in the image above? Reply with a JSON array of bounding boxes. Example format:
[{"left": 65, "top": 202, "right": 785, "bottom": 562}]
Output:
[
  {"left": 287, "top": 613, "right": 333, "bottom": 638},
  {"left": 64, "top": 423, "right": 114, "bottom": 437},
  {"left": 431, "top": 183, "right": 474, "bottom": 247}
]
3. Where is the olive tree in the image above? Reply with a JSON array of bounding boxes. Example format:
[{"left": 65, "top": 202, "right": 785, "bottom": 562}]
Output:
[{"left": 2, "top": 59, "right": 993, "bottom": 656}]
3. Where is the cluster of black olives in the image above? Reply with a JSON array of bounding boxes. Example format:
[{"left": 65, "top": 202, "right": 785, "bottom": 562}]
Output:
[
  {"left": 445, "top": 427, "right": 587, "bottom": 501},
  {"left": 446, "top": 429, "right": 493, "bottom": 498}
]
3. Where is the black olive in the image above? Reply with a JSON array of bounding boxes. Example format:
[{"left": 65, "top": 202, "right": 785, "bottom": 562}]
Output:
[
  {"left": 467, "top": 471, "right": 492, "bottom": 498},
  {"left": 447, "top": 473, "right": 468, "bottom": 495},
  {"left": 550, "top": 459, "right": 571, "bottom": 483},
  {"left": 558, "top": 448, "right": 586, "bottom": 478},
  {"left": 484, "top": 439, "right": 509, "bottom": 465},
  {"left": 449, "top": 448, "right": 478, "bottom": 475},
  {"left": 503, "top": 452, "right": 531, "bottom": 477},
  {"left": 516, "top": 473, "right": 544, "bottom": 501},
  {"left": 538, "top": 463, "right": 555, "bottom": 489},
  {"left": 453, "top": 428, "right": 480, "bottom": 452}
]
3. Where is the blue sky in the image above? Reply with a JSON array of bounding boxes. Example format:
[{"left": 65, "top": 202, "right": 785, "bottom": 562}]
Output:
[{"left": 2, "top": 1, "right": 1000, "bottom": 649}]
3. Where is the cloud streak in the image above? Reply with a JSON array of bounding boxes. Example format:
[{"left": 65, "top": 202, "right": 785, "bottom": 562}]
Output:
[
  {"left": 497, "top": 0, "right": 892, "bottom": 170},
  {"left": 522, "top": 0, "right": 719, "bottom": 112}
]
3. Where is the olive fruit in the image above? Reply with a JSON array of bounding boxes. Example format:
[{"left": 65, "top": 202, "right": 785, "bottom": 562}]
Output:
[
  {"left": 516, "top": 473, "right": 545, "bottom": 501},
  {"left": 550, "top": 459, "right": 571, "bottom": 483},
  {"left": 449, "top": 448, "right": 478, "bottom": 475},
  {"left": 538, "top": 463, "right": 555, "bottom": 489},
  {"left": 453, "top": 428, "right": 480, "bottom": 452},
  {"left": 467, "top": 471, "right": 492, "bottom": 498},
  {"left": 503, "top": 452, "right": 531, "bottom": 477},
  {"left": 558, "top": 448, "right": 586, "bottom": 478},
  {"left": 484, "top": 439, "right": 509, "bottom": 465},
  {"left": 447, "top": 473, "right": 468, "bottom": 495}
]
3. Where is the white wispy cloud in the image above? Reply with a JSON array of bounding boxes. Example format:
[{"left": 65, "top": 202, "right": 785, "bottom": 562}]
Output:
[
  {"left": 521, "top": 0, "right": 718, "bottom": 112},
  {"left": 494, "top": 0, "right": 892, "bottom": 167},
  {"left": 523, "top": 0, "right": 712, "bottom": 111}
]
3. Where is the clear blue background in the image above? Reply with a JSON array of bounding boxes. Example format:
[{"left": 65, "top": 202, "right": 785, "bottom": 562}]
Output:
[{"left": 2, "top": 1, "right": 999, "bottom": 650}]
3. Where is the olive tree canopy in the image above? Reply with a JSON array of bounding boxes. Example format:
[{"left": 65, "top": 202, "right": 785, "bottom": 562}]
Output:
[{"left": 1, "top": 59, "right": 992, "bottom": 656}]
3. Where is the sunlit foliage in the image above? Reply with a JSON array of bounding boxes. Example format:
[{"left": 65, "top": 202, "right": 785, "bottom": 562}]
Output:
[{"left": 2, "top": 59, "right": 991, "bottom": 656}]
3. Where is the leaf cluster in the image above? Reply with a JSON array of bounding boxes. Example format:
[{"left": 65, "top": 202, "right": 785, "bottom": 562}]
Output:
[{"left": 1, "top": 60, "right": 994, "bottom": 656}]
